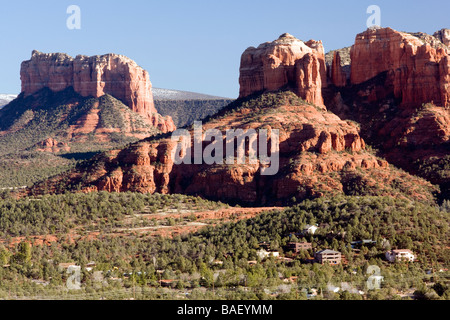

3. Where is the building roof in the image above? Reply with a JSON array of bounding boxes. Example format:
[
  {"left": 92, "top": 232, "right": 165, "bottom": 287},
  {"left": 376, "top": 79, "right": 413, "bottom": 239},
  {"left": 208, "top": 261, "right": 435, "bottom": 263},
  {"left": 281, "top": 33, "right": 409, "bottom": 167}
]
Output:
[
  {"left": 316, "top": 249, "right": 341, "bottom": 254},
  {"left": 392, "top": 249, "right": 414, "bottom": 254},
  {"left": 279, "top": 257, "right": 294, "bottom": 262},
  {"left": 58, "top": 262, "right": 78, "bottom": 268},
  {"left": 351, "top": 239, "right": 376, "bottom": 244},
  {"left": 288, "top": 242, "right": 311, "bottom": 245}
]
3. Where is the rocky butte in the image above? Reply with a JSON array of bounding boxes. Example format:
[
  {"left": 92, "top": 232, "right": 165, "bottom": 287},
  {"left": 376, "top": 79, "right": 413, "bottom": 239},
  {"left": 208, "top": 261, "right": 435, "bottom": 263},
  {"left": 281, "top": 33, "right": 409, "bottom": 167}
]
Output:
[
  {"left": 325, "top": 27, "right": 450, "bottom": 198},
  {"left": 20, "top": 29, "right": 443, "bottom": 204},
  {"left": 239, "top": 33, "right": 327, "bottom": 107},
  {"left": 434, "top": 28, "right": 450, "bottom": 47},
  {"left": 349, "top": 27, "right": 450, "bottom": 108},
  {"left": 27, "top": 90, "right": 437, "bottom": 205},
  {"left": 20, "top": 50, "right": 175, "bottom": 132}
]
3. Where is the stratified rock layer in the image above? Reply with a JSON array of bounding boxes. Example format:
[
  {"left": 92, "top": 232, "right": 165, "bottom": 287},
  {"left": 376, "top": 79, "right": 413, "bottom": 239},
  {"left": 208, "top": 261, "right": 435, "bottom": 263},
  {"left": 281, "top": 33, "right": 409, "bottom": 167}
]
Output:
[
  {"left": 20, "top": 50, "right": 175, "bottom": 132},
  {"left": 329, "top": 47, "right": 351, "bottom": 87},
  {"left": 324, "top": 27, "right": 450, "bottom": 197},
  {"left": 350, "top": 27, "right": 450, "bottom": 108},
  {"left": 239, "top": 33, "right": 326, "bottom": 107},
  {"left": 27, "top": 92, "right": 436, "bottom": 205},
  {"left": 434, "top": 28, "right": 450, "bottom": 47}
]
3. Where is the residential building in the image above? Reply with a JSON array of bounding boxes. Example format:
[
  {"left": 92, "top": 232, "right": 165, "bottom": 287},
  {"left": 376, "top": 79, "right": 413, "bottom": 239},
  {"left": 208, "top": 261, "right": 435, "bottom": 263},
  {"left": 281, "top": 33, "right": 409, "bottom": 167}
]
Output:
[
  {"left": 314, "top": 249, "right": 342, "bottom": 265},
  {"left": 303, "top": 225, "right": 318, "bottom": 235},
  {"left": 287, "top": 242, "right": 312, "bottom": 253},
  {"left": 257, "top": 249, "right": 280, "bottom": 260},
  {"left": 385, "top": 249, "right": 415, "bottom": 262},
  {"left": 351, "top": 239, "right": 376, "bottom": 249},
  {"left": 58, "top": 262, "right": 78, "bottom": 271}
]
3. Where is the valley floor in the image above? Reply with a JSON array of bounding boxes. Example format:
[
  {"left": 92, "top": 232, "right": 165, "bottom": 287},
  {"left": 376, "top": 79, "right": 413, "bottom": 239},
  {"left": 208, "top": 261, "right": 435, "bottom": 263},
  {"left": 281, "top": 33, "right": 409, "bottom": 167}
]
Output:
[{"left": 0, "top": 192, "right": 448, "bottom": 300}]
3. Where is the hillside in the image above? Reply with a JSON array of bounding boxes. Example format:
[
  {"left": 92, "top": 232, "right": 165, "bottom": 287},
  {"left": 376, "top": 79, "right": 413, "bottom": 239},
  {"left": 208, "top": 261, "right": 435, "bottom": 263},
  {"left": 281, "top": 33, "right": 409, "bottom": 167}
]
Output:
[
  {"left": 0, "top": 87, "right": 233, "bottom": 187},
  {"left": 324, "top": 28, "right": 450, "bottom": 200},
  {"left": 152, "top": 88, "right": 231, "bottom": 101},
  {"left": 152, "top": 88, "right": 233, "bottom": 128},
  {"left": 0, "top": 87, "right": 164, "bottom": 155},
  {"left": 27, "top": 91, "right": 437, "bottom": 205},
  {"left": 155, "top": 99, "right": 234, "bottom": 128},
  {"left": 0, "top": 88, "right": 166, "bottom": 188},
  {"left": 0, "top": 191, "right": 448, "bottom": 299},
  {"left": 2, "top": 89, "right": 234, "bottom": 129}
]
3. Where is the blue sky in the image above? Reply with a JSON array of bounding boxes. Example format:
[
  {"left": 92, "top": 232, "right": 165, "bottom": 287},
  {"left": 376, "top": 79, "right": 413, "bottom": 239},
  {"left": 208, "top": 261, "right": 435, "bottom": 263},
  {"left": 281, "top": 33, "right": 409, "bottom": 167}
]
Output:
[{"left": 1, "top": 0, "right": 448, "bottom": 98}]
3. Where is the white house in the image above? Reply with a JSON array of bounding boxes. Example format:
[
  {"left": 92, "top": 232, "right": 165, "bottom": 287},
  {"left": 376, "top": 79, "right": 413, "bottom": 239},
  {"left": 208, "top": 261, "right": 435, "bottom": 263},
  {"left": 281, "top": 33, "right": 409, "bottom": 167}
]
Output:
[
  {"left": 303, "top": 225, "right": 318, "bottom": 235},
  {"left": 385, "top": 249, "right": 415, "bottom": 262},
  {"left": 257, "top": 249, "right": 280, "bottom": 260}
]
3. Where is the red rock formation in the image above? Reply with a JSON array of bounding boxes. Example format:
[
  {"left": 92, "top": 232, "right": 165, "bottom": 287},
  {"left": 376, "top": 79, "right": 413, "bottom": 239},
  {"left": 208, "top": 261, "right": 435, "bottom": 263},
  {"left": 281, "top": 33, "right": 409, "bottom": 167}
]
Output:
[
  {"left": 330, "top": 47, "right": 351, "bottom": 87},
  {"left": 381, "top": 105, "right": 450, "bottom": 149},
  {"left": 378, "top": 104, "right": 450, "bottom": 179},
  {"left": 350, "top": 27, "right": 450, "bottom": 108},
  {"left": 28, "top": 92, "right": 437, "bottom": 205},
  {"left": 20, "top": 50, "right": 175, "bottom": 131},
  {"left": 0, "top": 88, "right": 174, "bottom": 156},
  {"left": 324, "top": 27, "right": 450, "bottom": 194},
  {"left": 239, "top": 33, "right": 326, "bottom": 106},
  {"left": 35, "top": 138, "right": 70, "bottom": 153},
  {"left": 434, "top": 28, "right": 450, "bottom": 47}
]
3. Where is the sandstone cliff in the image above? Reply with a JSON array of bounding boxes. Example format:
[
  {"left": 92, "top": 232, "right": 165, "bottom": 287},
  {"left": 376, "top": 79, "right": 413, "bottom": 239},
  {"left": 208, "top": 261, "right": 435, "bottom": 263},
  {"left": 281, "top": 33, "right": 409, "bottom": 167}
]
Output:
[
  {"left": 349, "top": 27, "right": 450, "bottom": 108},
  {"left": 326, "top": 47, "right": 351, "bottom": 87},
  {"left": 324, "top": 27, "right": 450, "bottom": 198},
  {"left": 28, "top": 92, "right": 436, "bottom": 205},
  {"left": 20, "top": 50, "right": 175, "bottom": 132},
  {"left": 0, "top": 88, "right": 167, "bottom": 155},
  {"left": 21, "top": 30, "right": 447, "bottom": 204},
  {"left": 434, "top": 28, "right": 450, "bottom": 47},
  {"left": 239, "top": 33, "right": 326, "bottom": 107}
]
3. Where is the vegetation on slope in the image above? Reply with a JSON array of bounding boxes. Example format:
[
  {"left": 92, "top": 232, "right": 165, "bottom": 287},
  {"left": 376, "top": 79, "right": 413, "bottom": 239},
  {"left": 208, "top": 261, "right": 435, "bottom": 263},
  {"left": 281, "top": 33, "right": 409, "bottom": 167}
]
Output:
[
  {"left": 0, "top": 88, "right": 162, "bottom": 188},
  {"left": 0, "top": 192, "right": 448, "bottom": 300},
  {"left": 155, "top": 99, "right": 233, "bottom": 128}
]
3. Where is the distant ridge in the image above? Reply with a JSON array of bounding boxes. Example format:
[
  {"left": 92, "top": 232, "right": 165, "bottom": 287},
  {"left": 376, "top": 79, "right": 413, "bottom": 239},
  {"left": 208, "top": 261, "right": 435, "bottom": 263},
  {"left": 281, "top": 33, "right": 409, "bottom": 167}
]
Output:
[
  {"left": 152, "top": 88, "right": 234, "bottom": 128},
  {"left": 0, "top": 90, "right": 234, "bottom": 128},
  {"left": 0, "top": 88, "right": 232, "bottom": 107},
  {"left": 0, "top": 94, "right": 17, "bottom": 108},
  {"left": 152, "top": 88, "right": 232, "bottom": 101}
]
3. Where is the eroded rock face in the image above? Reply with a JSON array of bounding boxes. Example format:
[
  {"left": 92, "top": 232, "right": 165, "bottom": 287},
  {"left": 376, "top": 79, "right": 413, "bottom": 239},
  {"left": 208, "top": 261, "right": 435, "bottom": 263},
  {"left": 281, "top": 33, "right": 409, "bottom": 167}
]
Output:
[
  {"left": 349, "top": 27, "right": 450, "bottom": 108},
  {"left": 330, "top": 47, "right": 351, "bottom": 87},
  {"left": 378, "top": 104, "right": 450, "bottom": 174},
  {"left": 434, "top": 29, "right": 450, "bottom": 47},
  {"left": 28, "top": 92, "right": 436, "bottom": 205},
  {"left": 20, "top": 51, "right": 175, "bottom": 130},
  {"left": 35, "top": 138, "right": 70, "bottom": 153},
  {"left": 239, "top": 33, "right": 326, "bottom": 106},
  {"left": 324, "top": 27, "right": 450, "bottom": 194}
]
